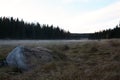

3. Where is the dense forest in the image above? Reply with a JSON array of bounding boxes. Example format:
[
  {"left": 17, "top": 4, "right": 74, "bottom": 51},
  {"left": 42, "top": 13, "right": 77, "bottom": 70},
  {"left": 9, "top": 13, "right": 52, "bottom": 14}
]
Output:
[
  {"left": 0, "top": 17, "right": 70, "bottom": 39},
  {"left": 0, "top": 17, "right": 120, "bottom": 40},
  {"left": 90, "top": 23, "right": 120, "bottom": 39}
]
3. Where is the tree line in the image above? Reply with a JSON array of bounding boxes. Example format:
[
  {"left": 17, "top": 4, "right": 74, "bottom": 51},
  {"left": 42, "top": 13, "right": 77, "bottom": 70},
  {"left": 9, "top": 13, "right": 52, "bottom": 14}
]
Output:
[
  {"left": 0, "top": 17, "right": 70, "bottom": 39},
  {"left": 90, "top": 22, "right": 120, "bottom": 39}
]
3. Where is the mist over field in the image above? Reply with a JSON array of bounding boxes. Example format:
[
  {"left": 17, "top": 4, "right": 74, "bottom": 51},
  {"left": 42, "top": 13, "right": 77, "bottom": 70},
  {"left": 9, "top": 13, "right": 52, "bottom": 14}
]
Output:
[{"left": 0, "top": 40, "right": 89, "bottom": 45}]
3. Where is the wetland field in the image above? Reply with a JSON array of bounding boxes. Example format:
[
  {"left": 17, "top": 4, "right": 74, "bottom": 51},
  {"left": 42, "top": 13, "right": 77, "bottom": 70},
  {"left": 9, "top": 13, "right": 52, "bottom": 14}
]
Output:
[{"left": 0, "top": 39, "right": 120, "bottom": 80}]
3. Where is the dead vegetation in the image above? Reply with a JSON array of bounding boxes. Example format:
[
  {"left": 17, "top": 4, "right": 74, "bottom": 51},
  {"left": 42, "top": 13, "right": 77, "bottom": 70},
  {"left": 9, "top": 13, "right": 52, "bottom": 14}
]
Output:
[{"left": 0, "top": 39, "right": 120, "bottom": 80}]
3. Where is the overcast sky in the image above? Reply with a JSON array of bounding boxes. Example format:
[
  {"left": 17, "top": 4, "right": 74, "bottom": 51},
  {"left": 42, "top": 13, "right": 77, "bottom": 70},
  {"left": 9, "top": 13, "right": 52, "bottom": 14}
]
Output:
[{"left": 0, "top": 0, "right": 120, "bottom": 33}]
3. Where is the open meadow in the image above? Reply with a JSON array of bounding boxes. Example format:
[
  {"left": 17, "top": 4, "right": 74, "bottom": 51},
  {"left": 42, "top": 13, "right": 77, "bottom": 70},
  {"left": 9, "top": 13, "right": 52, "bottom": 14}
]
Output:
[{"left": 0, "top": 39, "right": 120, "bottom": 80}]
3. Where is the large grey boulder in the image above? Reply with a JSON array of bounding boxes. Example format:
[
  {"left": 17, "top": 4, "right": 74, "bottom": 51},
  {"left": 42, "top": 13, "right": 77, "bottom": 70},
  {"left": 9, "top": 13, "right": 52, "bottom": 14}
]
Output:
[
  {"left": 6, "top": 46, "right": 28, "bottom": 70},
  {"left": 6, "top": 46, "right": 61, "bottom": 71}
]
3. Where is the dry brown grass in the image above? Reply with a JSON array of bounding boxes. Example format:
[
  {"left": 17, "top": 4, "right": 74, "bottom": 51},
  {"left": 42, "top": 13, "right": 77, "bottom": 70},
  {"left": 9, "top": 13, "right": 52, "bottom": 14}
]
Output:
[
  {"left": 0, "top": 45, "right": 15, "bottom": 60},
  {"left": 0, "top": 39, "right": 120, "bottom": 80}
]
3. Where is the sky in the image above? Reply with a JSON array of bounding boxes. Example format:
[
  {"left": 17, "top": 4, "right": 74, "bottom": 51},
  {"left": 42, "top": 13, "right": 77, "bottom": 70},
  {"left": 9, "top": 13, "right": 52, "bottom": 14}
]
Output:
[{"left": 0, "top": 0, "right": 120, "bottom": 33}]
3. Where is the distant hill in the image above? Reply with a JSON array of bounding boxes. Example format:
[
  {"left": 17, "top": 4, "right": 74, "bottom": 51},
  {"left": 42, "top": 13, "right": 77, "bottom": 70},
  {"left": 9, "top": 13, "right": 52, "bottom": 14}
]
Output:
[{"left": 70, "top": 33, "right": 91, "bottom": 39}]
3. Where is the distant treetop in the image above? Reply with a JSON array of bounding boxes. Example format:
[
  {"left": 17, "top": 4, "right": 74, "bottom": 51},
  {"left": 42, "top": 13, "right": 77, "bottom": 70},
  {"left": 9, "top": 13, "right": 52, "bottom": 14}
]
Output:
[{"left": 0, "top": 17, "right": 70, "bottom": 39}]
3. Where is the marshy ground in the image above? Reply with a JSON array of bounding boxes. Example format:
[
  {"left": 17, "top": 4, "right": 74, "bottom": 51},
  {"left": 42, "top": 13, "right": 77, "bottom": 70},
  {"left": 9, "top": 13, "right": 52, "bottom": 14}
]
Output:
[{"left": 0, "top": 39, "right": 120, "bottom": 80}]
